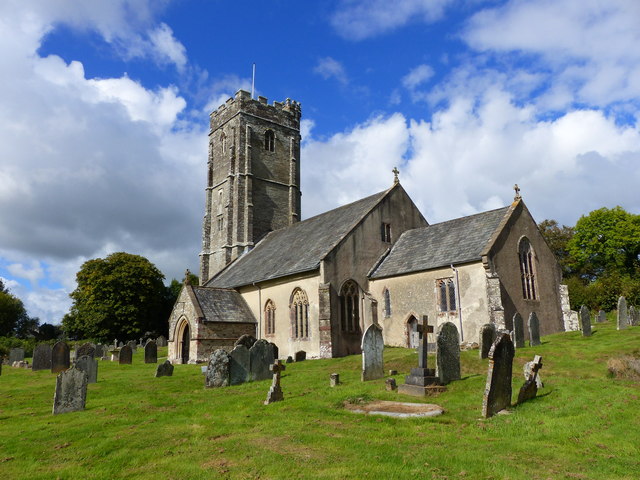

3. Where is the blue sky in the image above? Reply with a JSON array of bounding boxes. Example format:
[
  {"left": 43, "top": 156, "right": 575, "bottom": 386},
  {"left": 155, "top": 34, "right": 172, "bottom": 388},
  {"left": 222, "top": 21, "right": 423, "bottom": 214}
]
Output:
[{"left": 1, "top": 0, "right": 639, "bottom": 325}]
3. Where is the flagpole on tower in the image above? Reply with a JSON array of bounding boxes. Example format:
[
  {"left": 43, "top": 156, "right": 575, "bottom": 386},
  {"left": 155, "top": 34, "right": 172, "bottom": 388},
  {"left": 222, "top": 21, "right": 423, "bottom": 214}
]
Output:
[{"left": 251, "top": 63, "right": 256, "bottom": 99}]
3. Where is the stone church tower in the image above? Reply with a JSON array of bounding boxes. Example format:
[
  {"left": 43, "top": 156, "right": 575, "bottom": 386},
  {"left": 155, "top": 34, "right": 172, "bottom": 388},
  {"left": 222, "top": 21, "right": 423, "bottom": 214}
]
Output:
[{"left": 199, "top": 90, "right": 302, "bottom": 284}]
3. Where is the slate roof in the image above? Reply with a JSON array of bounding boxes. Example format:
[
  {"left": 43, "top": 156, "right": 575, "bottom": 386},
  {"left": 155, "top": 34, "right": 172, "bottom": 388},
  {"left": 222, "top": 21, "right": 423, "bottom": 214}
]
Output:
[
  {"left": 207, "top": 188, "right": 392, "bottom": 288},
  {"left": 192, "top": 287, "right": 256, "bottom": 323},
  {"left": 369, "top": 206, "right": 511, "bottom": 279}
]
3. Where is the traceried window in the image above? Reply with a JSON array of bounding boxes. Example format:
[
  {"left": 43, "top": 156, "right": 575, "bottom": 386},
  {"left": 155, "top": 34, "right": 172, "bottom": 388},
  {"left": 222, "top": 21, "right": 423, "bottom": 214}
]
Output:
[
  {"left": 519, "top": 237, "right": 538, "bottom": 300},
  {"left": 437, "top": 278, "right": 457, "bottom": 313},
  {"left": 383, "top": 288, "right": 391, "bottom": 318},
  {"left": 265, "top": 300, "right": 276, "bottom": 335},
  {"left": 381, "top": 223, "right": 392, "bottom": 243},
  {"left": 340, "top": 280, "right": 361, "bottom": 332},
  {"left": 290, "top": 288, "right": 309, "bottom": 339},
  {"left": 264, "top": 129, "right": 275, "bottom": 152}
]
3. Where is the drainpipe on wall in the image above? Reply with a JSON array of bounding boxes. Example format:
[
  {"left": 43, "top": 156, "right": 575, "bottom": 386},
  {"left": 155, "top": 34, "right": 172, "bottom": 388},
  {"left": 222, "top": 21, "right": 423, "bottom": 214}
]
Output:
[
  {"left": 253, "top": 282, "right": 262, "bottom": 339},
  {"left": 451, "top": 264, "right": 464, "bottom": 342}
]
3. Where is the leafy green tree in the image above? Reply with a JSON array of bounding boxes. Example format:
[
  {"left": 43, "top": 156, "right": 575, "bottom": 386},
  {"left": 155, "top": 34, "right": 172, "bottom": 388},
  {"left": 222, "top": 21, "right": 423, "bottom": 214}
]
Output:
[
  {"left": 0, "top": 290, "right": 29, "bottom": 337},
  {"left": 538, "top": 219, "right": 575, "bottom": 276},
  {"left": 62, "top": 252, "right": 169, "bottom": 340},
  {"left": 166, "top": 271, "right": 199, "bottom": 305},
  {"left": 36, "top": 322, "right": 62, "bottom": 340}
]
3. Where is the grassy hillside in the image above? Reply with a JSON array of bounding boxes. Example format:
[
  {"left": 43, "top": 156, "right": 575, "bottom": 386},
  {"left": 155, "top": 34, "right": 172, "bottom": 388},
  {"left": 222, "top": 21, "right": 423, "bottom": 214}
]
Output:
[{"left": 1, "top": 320, "right": 639, "bottom": 479}]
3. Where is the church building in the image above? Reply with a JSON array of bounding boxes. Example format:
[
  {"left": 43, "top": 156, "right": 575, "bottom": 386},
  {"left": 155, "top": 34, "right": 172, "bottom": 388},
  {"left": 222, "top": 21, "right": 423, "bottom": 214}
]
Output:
[{"left": 167, "top": 90, "right": 571, "bottom": 363}]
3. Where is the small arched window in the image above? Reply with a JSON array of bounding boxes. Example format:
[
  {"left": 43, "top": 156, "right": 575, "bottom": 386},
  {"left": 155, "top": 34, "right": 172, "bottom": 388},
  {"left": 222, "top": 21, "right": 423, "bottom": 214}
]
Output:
[
  {"left": 437, "top": 278, "right": 456, "bottom": 312},
  {"left": 264, "top": 129, "right": 275, "bottom": 152},
  {"left": 340, "top": 280, "right": 361, "bottom": 332},
  {"left": 519, "top": 237, "right": 538, "bottom": 300},
  {"left": 265, "top": 300, "right": 276, "bottom": 335},
  {"left": 290, "top": 288, "right": 309, "bottom": 339},
  {"left": 383, "top": 288, "right": 391, "bottom": 318}
]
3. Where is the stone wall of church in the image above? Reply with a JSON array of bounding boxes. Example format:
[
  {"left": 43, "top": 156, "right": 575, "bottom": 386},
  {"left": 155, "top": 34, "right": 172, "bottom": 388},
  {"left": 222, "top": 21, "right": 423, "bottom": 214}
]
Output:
[{"left": 369, "top": 262, "right": 489, "bottom": 347}]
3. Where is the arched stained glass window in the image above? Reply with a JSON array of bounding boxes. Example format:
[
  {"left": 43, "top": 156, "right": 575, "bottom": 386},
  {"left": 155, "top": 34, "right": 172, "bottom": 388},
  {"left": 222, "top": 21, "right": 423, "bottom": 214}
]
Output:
[
  {"left": 519, "top": 237, "right": 538, "bottom": 300},
  {"left": 290, "top": 289, "right": 309, "bottom": 339}
]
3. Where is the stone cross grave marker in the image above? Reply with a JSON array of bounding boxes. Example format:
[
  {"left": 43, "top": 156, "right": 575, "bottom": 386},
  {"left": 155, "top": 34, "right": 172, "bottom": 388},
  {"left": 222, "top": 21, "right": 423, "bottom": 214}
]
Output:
[
  {"left": 361, "top": 323, "right": 384, "bottom": 381},
  {"left": 517, "top": 355, "right": 543, "bottom": 405},
  {"left": 617, "top": 296, "right": 628, "bottom": 330},
  {"left": 513, "top": 313, "right": 525, "bottom": 348},
  {"left": 76, "top": 343, "right": 95, "bottom": 359},
  {"left": 119, "top": 345, "right": 133, "bottom": 365},
  {"left": 229, "top": 344, "right": 250, "bottom": 385},
  {"left": 205, "top": 349, "right": 230, "bottom": 387},
  {"left": 52, "top": 366, "right": 87, "bottom": 415},
  {"left": 75, "top": 354, "right": 98, "bottom": 384},
  {"left": 528, "top": 312, "right": 541, "bottom": 346},
  {"left": 597, "top": 310, "right": 606, "bottom": 323},
  {"left": 9, "top": 348, "right": 25, "bottom": 364},
  {"left": 479, "top": 323, "right": 496, "bottom": 359},
  {"left": 51, "top": 341, "right": 70, "bottom": 373},
  {"left": 264, "top": 360, "right": 286, "bottom": 405},
  {"left": 398, "top": 315, "right": 444, "bottom": 397},
  {"left": 144, "top": 340, "right": 158, "bottom": 364},
  {"left": 523, "top": 359, "right": 544, "bottom": 389},
  {"left": 580, "top": 305, "right": 592, "bottom": 337},
  {"left": 436, "top": 322, "right": 460, "bottom": 385},
  {"left": 32, "top": 344, "right": 52, "bottom": 371},
  {"left": 482, "top": 332, "right": 515, "bottom": 418},
  {"left": 155, "top": 360, "right": 174, "bottom": 377}
]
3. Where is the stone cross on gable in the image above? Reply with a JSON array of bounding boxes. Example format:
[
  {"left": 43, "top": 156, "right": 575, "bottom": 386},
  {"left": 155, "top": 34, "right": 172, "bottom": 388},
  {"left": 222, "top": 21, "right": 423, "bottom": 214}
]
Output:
[
  {"left": 392, "top": 167, "right": 400, "bottom": 185},
  {"left": 513, "top": 183, "right": 521, "bottom": 201},
  {"left": 417, "top": 315, "right": 434, "bottom": 369}
]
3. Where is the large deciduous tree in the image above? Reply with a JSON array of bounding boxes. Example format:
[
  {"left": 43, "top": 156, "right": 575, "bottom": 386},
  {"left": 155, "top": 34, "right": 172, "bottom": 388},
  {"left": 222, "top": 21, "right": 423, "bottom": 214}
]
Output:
[
  {"left": 0, "top": 289, "right": 29, "bottom": 337},
  {"left": 62, "top": 252, "right": 170, "bottom": 340},
  {"left": 538, "top": 219, "right": 575, "bottom": 276}
]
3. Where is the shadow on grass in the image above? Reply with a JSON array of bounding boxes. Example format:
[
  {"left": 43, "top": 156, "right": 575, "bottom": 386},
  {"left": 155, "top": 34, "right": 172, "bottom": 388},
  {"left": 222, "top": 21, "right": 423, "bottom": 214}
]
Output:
[{"left": 460, "top": 374, "right": 482, "bottom": 381}]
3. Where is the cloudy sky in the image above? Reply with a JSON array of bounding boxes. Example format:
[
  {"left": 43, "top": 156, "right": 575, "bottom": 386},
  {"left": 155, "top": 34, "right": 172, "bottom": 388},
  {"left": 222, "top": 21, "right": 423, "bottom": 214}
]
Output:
[{"left": 1, "top": 0, "right": 639, "bottom": 325}]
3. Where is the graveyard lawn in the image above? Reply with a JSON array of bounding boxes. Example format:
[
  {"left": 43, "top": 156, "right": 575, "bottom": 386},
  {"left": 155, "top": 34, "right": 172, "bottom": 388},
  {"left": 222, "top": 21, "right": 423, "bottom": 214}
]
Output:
[{"left": 1, "top": 320, "right": 640, "bottom": 479}]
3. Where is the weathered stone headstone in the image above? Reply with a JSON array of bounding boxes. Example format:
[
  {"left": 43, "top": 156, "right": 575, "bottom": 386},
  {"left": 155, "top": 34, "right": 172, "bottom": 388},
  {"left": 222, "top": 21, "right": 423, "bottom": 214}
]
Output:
[
  {"left": 94, "top": 344, "right": 106, "bottom": 359},
  {"left": 398, "top": 316, "right": 444, "bottom": 397},
  {"left": 482, "top": 332, "right": 515, "bottom": 418},
  {"left": 235, "top": 334, "right": 257, "bottom": 349},
  {"left": 295, "top": 350, "right": 306, "bottom": 362},
  {"left": 229, "top": 344, "right": 250, "bottom": 385},
  {"left": 580, "top": 305, "right": 592, "bottom": 337},
  {"left": 264, "top": 360, "right": 286, "bottom": 405},
  {"left": 617, "top": 296, "right": 628, "bottom": 330},
  {"left": 119, "top": 345, "right": 133, "bottom": 365},
  {"left": 523, "top": 360, "right": 544, "bottom": 389},
  {"left": 205, "top": 349, "right": 230, "bottom": 388},
  {"left": 155, "top": 360, "right": 174, "bottom": 377},
  {"left": 597, "top": 310, "right": 606, "bottom": 323},
  {"left": 528, "top": 312, "right": 541, "bottom": 346},
  {"left": 436, "top": 322, "right": 460, "bottom": 385},
  {"left": 249, "top": 339, "right": 275, "bottom": 381},
  {"left": 76, "top": 343, "right": 96, "bottom": 359},
  {"left": 517, "top": 355, "right": 543, "bottom": 405},
  {"left": 32, "top": 343, "right": 52, "bottom": 371},
  {"left": 127, "top": 340, "right": 137, "bottom": 353},
  {"left": 630, "top": 305, "right": 639, "bottom": 326},
  {"left": 270, "top": 342, "right": 279, "bottom": 360},
  {"left": 52, "top": 366, "right": 87, "bottom": 415},
  {"left": 513, "top": 313, "right": 525, "bottom": 348},
  {"left": 385, "top": 378, "right": 397, "bottom": 391},
  {"left": 330, "top": 373, "right": 340, "bottom": 387},
  {"left": 75, "top": 354, "right": 98, "bottom": 384},
  {"left": 118, "top": 341, "right": 124, "bottom": 348},
  {"left": 144, "top": 340, "right": 158, "bottom": 364},
  {"left": 51, "top": 341, "right": 71, "bottom": 373},
  {"left": 479, "top": 323, "right": 497, "bottom": 359},
  {"left": 361, "top": 323, "right": 384, "bottom": 381},
  {"left": 9, "top": 348, "right": 25, "bottom": 364},
  {"left": 156, "top": 335, "right": 167, "bottom": 347}
]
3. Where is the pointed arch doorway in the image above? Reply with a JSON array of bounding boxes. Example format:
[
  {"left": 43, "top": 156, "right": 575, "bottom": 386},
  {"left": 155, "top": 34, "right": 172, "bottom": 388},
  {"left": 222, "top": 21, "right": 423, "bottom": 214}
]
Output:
[{"left": 176, "top": 318, "right": 191, "bottom": 364}]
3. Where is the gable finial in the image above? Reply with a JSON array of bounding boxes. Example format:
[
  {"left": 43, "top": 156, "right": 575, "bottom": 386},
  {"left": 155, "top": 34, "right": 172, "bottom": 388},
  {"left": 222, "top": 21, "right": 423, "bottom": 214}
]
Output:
[
  {"left": 513, "top": 184, "right": 521, "bottom": 201},
  {"left": 184, "top": 269, "right": 191, "bottom": 285},
  {"left": 392, "top": 167, "right": 400, "bottom": 185}
]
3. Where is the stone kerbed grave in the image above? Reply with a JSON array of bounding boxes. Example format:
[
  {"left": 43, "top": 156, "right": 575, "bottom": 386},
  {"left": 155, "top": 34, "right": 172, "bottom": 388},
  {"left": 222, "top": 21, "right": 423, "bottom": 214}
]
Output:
[
  {"left": 361, "top": 324, "right": 384, "bottom": 381},
  {"left": 513, "top": 313, "right": 525, "bottom": 348},
  {"left": 52, "top": 366, "right": 87, "bottom": 415},
  {"left": 51, "top": 341, "right": 70, "bottom": 373},
  {"left": 580, "top": 305, "right": 592, "bottom": 337},
  {"left": 517, "top": 355, "right": 543, "bottom": 405},
  {"left": 479, "top": 323, "right": 496, "bottom": 359},
  {"left": 32, "top": 343, "right": 52, "bottom": 371},
  {"left": 155, "top": 360, "right": 174, "bottom": 377},
  {"left": 264, "top": 360, "right": 286, "bottom": 405},
  {"left": 436, "top": 322, "right": 460, "bottom": 385},
  {"left": 344, "top": 400, "right": 444, "bottom": 418},
  {"left": 528, "top": 312, "right": 541, "bottom": 346},
  {"left": 482, "top": 332, "right": 515, "bottom": 418}
]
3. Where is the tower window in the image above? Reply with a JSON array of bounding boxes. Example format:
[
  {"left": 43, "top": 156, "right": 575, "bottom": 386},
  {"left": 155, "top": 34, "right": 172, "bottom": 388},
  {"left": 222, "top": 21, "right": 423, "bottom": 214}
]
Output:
[
  {"left": 437, "top": 278, "right": 456, "bottom": 313},
  {"left": 264, "top": 130, "right": 275, "bottom": 152},
  {"left": 381, "top": 223, "right": 392, "bottom": 243},
  {"left": 519, "top": 237, "right": 538, "bottom": 300}
]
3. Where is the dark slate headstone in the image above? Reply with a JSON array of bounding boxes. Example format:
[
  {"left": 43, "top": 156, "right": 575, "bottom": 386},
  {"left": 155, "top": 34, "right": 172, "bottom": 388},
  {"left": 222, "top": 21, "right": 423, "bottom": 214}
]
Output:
[
  {"left": 9, "top": 348, "right": 25, "bottom": 364},
  {"left": 32, "top": 344, "right": 52, "bottom": 371},
  {"left": 479, "top": 323, "right": 496, "bottom": 359},
  {"left": 269, "top": 342, "right": 279, "bottom": 360},
  {"left": 361, "top": 324, "right": 384, "bottom": 381},
  {"left": 94, "top": 344, "right": 106, "bottom": 358},
  {"left": 250, "top": 339, "right": 275, "bottom": 381},
  {"left": 617, "top": 296, "right": 628, "bottom": 330},
  {"left": 285, "top": 356, "right": 293, "bottom": 364},
  {"left": 229, "top": 344, "right": 250, "bottom": 385},
  {"left": 436, "top": 322, "right": 461, "bottom": 385},
  {"left": 580, "top": 305, "right": 592, "bottom": 337},
  {"left": 76, "top": 343, "right": 96, "bottom": 359},
  {"left": 597, "top": 310, "right": 606, "bottom": 323},
  {"left": 75, "top": 355, "right": 98, "bottom": 383},
  {"left": 513, "top": 313, "right": 525, "bottom": 348},
  {"left": 205, "top": 349, "right": 230, "bottom": 387},
  {"left": 295, "top": 350, "right": 306, "bottom": 362},
  {"left": 155, "top": 360, "right": 174, "bottom": 377},
  {"left": 528, "top": 312, "right": 541, "bottom": 346},
  {"left": 156, "top": 335, "right": 167, "bottom": 347},
  {"left": 51, "top": 341, "right": 71, "bottom": 373},
  {"left": 144, "top": 340, "right": 158, "bottom": 364},
  {"left": 482, "top": 332, "right": 515, "bottom": 418},
  {"left": 119, "top": 345, "right": 133, "bottom": 365},
  {"left": 52, "top": 366, "right": 87, "bottom": 414},
  {"left": 235, "top": 334, "right": 257, "bottom": 349}
]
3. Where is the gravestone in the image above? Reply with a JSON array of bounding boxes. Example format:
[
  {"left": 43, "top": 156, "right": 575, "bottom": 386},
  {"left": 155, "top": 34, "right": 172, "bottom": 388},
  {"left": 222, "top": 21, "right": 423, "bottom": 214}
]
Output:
[
  {"left": 482, "top": 332, "right": 515, "bottom": 418},
  {"left": 156, "top": 335, "right": 167, "bottom": 347},
  {"left": 51, "top": 341, "right": 71, "bottom": 373},
  {"left": 155, "top": 360, "right": 174, "bottom": 377},
  {"left": 32, "top": 343, "right": 52, "bottom": 371},
  {"left": 597, "top": 310, "right": 606, "bottom": 323},
  {"left": 513, "top": 313, "right": 525, "bottom": 348},
  {"left": 94, "top": 344, "right": 106, "bottom": 359},
  {"left": 9, "top": 348, "right": 25, "bottom": 364},
  {"left": 580, "top": 305, "right": 592, "bottom": 337},
  {"left": 295, "top": 350, "right": 306, "bottom": 362},
  {"left": 270, "top": 342, "right": 279, "bottom": 360},
  {"left": 118, "top": 341, "right": 124, "bottom": 348},
  {"left": 127, "top": 340, "right": 137, "bottom": 352},
  {"left": 76, "top": 343, "right": 95, "bottom": 359},
  {"left": 435, "top": 322, "right": 460, "bottom": 385},
  {"left": 361, "top": 323, "right": 384, "bottom": 381},
  {"left": 285, "top": 356, "right": 293, "bottom": 364},
  {"left": 385, "top": 378, "right": 397, "bottom": 391},
  {"left": 398, "top": 316, "right": 444, "bottom": 397},
  {"left": 205, "top": 349, "right": 230, "bottom": 387},
  {"left": 144, "top": 340, "right": 158, "bottom": 364},
  {"left": 479, "top": 323, "right": 496, "bottom": 359},
  {"left": 264, "top": 360, "right": 286, "bottom": 405},
  {"left": 523, "top": 360, "right": 544, "bottom": 389},
  {"left": 249, "top": 339, "right": 275, "bottom": 381},
  {"left": 52, "top": 366, "right": 87, "bottom": 415},
  {"left": 617, "top": 296, "right": 628, "bottom": 330},
  {"left": 528, "top": 312, "right": 541, "bottom": 346},
  {"left": 330, "top": 373, "right": 340, "bottom": 387},
  {"left": 229, "top": 344, "right": 250, "bottom": 385},
  {"left": 119, "top": 345, "right": 133, "bottom": 365},
  {"left": 235, "top": 334, "right": 257, "bottom": 349},
  {"left": 630, "top": 306, "right": 639, "bottom": 326},
  {"left": 517, "top": 355, "right": 543, "bottom": 405},
  {"left": 75, "top": 354, "right": 98, "bottom": 383}
]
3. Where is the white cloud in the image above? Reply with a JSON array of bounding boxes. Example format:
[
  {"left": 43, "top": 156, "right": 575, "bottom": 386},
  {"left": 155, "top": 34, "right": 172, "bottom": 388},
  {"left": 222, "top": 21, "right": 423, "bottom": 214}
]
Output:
[
  {"left": 313, "top": 57, "right": 349, "bottom": 85},
  {"left": 402, "top": 64, "right": 434, "bottom": 90},
  {"left": 148, "top": 23, "right": 188, "bottom": 71}
]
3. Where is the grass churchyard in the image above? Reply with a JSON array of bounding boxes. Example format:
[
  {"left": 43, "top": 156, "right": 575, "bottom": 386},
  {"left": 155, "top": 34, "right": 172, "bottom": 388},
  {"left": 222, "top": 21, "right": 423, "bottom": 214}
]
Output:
[{"left": 1, "top": 319, "right": 640, "bottom": 479}]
